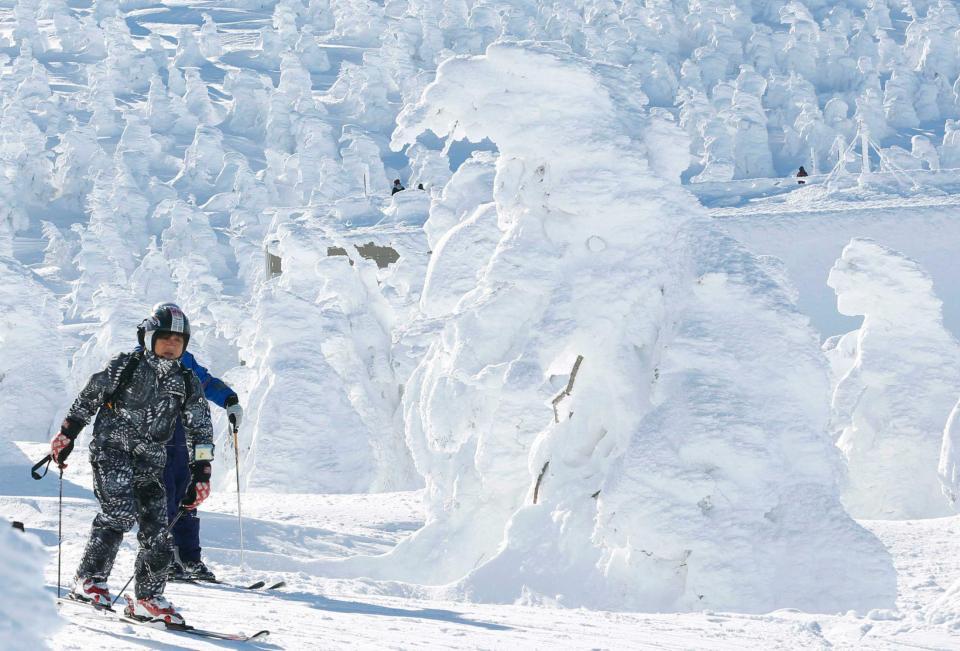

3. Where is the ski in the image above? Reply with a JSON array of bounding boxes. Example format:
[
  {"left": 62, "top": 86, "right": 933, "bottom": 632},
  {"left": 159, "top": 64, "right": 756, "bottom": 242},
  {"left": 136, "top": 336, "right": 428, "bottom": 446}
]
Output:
[
  {"left": 57, "top": 595, "right": 269, "bottom": 642},
  {"left": 168, "top": 577, "right": 286, "bottom": 590},
  {"left": 119, "top": 615, "right": 270, "bottom": 642}
]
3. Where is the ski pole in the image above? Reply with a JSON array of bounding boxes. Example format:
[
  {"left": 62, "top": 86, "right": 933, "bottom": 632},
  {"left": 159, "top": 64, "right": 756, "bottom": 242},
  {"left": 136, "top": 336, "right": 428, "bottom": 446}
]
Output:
[
  {"left": 111, "top": 508, "right": 186, "bottom": 607},
  {"left": 30, "top": 454, "right": 62, "bottom": 597},
  {"left": 57, "top": 466, "right": 63, "bottom": 600},
  {"left": 231, "top": 419, "right": 245, "bottom": 568}
]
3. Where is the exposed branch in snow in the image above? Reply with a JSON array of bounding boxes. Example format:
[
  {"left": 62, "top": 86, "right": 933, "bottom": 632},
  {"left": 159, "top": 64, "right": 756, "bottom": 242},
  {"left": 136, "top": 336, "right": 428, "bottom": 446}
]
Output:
[
  {"left": 551, "top": 355, "right": 584, "bottom": 423},
  {"left": 533, "top": 461, "right": 549, "bottom": 505}
]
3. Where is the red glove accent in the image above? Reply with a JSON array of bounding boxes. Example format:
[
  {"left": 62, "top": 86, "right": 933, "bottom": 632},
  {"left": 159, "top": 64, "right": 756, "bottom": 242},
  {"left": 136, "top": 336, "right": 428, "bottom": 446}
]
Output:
[
  {"left": 51, "top": 432, "right": 74, "bottom": 469},
  {"left": 182, "top": 482, "right": 210, "bottom": 510}
]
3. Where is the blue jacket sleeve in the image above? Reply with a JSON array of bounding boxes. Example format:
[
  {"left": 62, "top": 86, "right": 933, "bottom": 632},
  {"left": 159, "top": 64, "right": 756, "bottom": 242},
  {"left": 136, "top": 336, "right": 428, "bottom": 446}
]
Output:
[{"left": 180, "top": 351, "right": 238, "bottom": 409}]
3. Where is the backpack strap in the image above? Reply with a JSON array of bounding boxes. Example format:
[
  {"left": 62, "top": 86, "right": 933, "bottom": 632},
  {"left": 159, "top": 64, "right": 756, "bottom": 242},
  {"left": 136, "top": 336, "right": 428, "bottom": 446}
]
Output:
[
  {"left": 181, "top": 366, "right": 195, "bottom": 406},
  {"left": 104, "top": 351, "right": 143, "bottom": 410}
]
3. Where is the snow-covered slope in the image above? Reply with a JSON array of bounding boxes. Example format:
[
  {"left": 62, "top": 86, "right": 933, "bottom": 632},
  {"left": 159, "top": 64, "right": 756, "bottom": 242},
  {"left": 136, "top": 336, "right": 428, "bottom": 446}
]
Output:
[{"left": 0, "top": 0, "right": 959, "bottom": 643}]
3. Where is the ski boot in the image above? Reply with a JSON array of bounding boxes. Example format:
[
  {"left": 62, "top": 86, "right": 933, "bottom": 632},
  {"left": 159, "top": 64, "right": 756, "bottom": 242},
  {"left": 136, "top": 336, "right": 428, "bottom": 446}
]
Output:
[
  {"left": 167, "top": 560, "right": 188, "bottom": 581},
  {"left": 124, "top": 594, "right": 185, "bottom": 626},
  {"left": 69, "top": 577, "right": 112, "bottom": 608},
  {"left": 182, "top": 559, "right": 216, "bottom": 582}
]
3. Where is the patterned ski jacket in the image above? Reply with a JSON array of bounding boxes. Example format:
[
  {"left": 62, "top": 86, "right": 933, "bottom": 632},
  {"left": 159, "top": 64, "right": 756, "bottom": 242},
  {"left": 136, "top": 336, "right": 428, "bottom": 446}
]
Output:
[{"left": 66, "top": 350, "right": 213, "bottom": 468}]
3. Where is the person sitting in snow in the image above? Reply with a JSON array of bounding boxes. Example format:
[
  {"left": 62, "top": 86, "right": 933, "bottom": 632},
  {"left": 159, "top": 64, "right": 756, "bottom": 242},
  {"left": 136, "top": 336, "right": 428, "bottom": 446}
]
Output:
[
  {"left": 391, "top": 179, "right": 405, "bottom": 195},
  {"left": 797, "top": 165, "right": 809, "bottom": 184},
  {"left": 49, "top": 304, "right": 213, "bottom": 626}
]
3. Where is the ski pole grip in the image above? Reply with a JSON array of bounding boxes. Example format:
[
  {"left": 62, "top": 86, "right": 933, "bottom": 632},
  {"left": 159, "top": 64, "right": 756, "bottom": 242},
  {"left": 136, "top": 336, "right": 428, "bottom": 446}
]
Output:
[{"left": 31, "top": 455, "right": 52, "bottom": 480}]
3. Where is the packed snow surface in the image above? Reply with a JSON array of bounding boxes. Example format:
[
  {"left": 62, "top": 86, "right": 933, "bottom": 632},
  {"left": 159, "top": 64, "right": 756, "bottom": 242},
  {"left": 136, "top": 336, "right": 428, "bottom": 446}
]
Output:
[{"left": 4, "top": 465, "right": 960, "bottom": 649}]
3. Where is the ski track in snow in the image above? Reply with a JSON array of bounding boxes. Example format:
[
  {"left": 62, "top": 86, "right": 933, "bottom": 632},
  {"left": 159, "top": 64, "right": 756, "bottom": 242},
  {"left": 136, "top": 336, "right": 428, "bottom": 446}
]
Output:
[
  {"left": 5, "top": 442, "right": 957, "bottom": 650},
  {"left": 9, "top": 471, "right": 960, "bottom": 650}
]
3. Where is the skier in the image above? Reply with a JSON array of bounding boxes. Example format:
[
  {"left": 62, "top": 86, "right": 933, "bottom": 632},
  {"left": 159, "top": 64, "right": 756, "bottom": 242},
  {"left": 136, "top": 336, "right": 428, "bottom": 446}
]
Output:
[
  {"left": 49, "top": 304, "right": 213, "bottom": 625},
  {"left": 797, "top": 165, "right": 809, "bottom": 184},
  {"left": 158, "top": 323, "right": 242, "bottom": 582},
  {"left": 391, "top": 178, "right": 405, "bottom": 195}
]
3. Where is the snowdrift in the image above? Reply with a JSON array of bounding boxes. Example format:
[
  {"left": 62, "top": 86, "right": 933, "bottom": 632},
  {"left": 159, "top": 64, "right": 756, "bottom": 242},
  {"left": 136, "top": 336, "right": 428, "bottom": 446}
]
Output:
[{"left": 0, "top": 524, "right": 60, "bottom": 645}]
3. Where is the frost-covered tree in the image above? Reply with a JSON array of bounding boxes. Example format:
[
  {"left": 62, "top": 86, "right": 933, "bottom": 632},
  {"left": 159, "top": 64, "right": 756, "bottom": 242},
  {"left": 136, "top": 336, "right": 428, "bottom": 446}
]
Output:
[
  {"left": 199, "top": 13, "right": 222, "bottom": 59},
  {"left": 155, "top": 199, "right": 228, "bottom": 313},
  {"left": 238, "top": 212, "right": 418, "bottom": 493},
  {"left": 405, "top": 142, "right": 452, "bottom": 192},
  {"left": 0, "top": 100, "right": 55, "bottom": 206},
  {"left": 0, "top": 256, "right": 69, "bottom": 440},
  {"left": 729, "top": 66, "right": 774, "bottom": 178},
  {"left": 53, "top": 118, "right": 108, "bottom": 212},
  {"left": 825, "top": 239, "right": 960, "bottom": 519},
  {"left": 116, "top": 114, "right": 163, "bottom": 183},
  {"left": 222, "top": 70, "right": 271, "bottom": 139},
  {"left": 856, "top": 85, "right": 893, "bottom": 142},
  {"left": 40, "top": 221, "right": 78, "bottom": 279},
  {"left": 67, "top": 168, "right": 145, "bottom": 318},
  {"left": 14, "top": 0, "right": 46, "bottom": 54},
  {"left": 941, "top": 119, "right": 960, "bottom": 168},
  {"left": 87, "top": 75, "right": 122, "bottom": 138},
  {"left": 340, "top": 129, "right": 388, "bottom": 197},
  {"left": 939, "top": 400, "right": 960, "bottom": 506},
  {"left": 306, "top": 0, "right": 335, "bottom": 33},
  {"left": 145, "top": 75, "right": 176, "bottom": 133},
  {"left": 292, "top": 116, "right": 339, "bottom": 202},
  {"left": 272, "top": 0, "right": 302, "bottom": 48},
  {"left": 883, "top": 68, "right": 920, "bottom": 129},
  {"left": 173, "top": 26, "right": 207, "bottom": 68},
  {"left": 296, "top": 25, "right": 331, "bottom": 73},
  {"left": 325, "top": 61, "right": 395, "bottom": 131},
  {"left": 320, "top": 42, "right": 896, "bottom": 614},
  {"left": 183, "top": 68, "right": 219, "bottom": 126},
  {"left": 912, "top": 134, "right": 940, "bottom": 170},
  {"left": 171, "top": 125, "right": 226, "bottom": 199},
  {"left": 101, "top": 17, "right": 156, "bottom": 94}
]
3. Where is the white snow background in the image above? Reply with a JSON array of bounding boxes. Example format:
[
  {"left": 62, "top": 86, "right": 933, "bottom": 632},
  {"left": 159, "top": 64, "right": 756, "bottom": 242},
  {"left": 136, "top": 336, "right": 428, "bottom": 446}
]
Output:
[{"left": 1, "top": 0, "right": 960, "bottom": 648}]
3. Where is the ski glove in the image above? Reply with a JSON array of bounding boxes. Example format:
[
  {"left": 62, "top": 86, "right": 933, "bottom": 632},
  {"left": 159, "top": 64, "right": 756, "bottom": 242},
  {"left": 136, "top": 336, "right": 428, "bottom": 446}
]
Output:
[
  {"left": 50, "top": 418, "right": 83, "bottom": 468},
  {"left": 181, "top": 461, "right": 212, "bottom": 510},
  {"left": 225, "top": 395, "right": 243, "bottom": 429}
]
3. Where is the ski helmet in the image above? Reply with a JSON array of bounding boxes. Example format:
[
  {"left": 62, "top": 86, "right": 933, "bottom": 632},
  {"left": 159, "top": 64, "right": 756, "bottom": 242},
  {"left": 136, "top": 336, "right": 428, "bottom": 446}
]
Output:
[{"left": 138, "top": 302, "right": 190, "bottom": 354}]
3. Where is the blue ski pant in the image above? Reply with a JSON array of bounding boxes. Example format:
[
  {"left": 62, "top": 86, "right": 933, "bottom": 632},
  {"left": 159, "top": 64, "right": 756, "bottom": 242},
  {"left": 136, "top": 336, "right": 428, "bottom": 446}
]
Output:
[{"left": 163, "top": 422, "right": 202, "bottom": 564}]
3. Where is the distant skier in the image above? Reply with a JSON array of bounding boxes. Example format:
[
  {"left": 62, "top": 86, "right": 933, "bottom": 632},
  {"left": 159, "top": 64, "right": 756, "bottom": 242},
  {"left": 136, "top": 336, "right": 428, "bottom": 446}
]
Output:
[
  {"left": 49, "top": 304, "right": 213, "bottom": 625},
  {"left": 391, "top": 179, "right": 405, "bottom": 194},
  {"left": 797, "top": 165, "right": 809, "bottom": 184}
]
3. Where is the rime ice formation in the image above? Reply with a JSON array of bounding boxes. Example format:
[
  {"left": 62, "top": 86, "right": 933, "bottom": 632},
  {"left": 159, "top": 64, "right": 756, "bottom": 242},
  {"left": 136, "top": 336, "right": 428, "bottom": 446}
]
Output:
[
  {"left": 318, "top": 43, "right": 895, "bottom": 614},
  {"left": 940, "top": 400, "right": 960, "bottom": 506},
  {"left": 2, "top": 0, "right": 959, "bottom": 620},
  {"left": 825, "top": 239, "right": 960, "bottom": 519},
  {"left": 0, "top": 257, "right": 68, "bottom": 442},
  {"left": 238, "top": 212, "right": 419, "bottom": 493}
]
